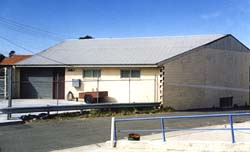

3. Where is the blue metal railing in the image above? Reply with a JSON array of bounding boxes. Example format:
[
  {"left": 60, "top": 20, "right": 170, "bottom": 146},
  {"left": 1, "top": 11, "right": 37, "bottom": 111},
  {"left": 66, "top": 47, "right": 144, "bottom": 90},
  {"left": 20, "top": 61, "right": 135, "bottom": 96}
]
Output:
[{"left": 111, "top": 113, "right": 250, "bottom": 144}]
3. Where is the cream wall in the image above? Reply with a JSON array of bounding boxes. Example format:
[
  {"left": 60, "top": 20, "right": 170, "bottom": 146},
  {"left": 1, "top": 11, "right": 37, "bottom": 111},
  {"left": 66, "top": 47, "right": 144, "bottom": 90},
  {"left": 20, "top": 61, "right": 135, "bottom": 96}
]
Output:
[
  {"left": 65, "top": 67, "right": 160, "bottom": 103},
  {"left": 163, "top": 48, "right": 250, "bottom": 110}
]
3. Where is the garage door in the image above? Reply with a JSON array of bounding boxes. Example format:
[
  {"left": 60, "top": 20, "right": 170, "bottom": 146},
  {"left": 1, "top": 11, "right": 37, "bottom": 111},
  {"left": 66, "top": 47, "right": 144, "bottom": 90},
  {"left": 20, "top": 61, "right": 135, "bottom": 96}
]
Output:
[{"left": 21, "top": 69, "right": 53, "bottom": 99}]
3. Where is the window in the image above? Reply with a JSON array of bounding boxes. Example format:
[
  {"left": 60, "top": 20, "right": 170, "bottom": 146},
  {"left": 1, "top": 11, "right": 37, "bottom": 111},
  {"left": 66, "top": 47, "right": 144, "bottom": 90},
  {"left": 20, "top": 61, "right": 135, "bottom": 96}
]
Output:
[
  {"left": 131, "top": 70, "right": 140, "bottom": 78},
  {"left": 121, "top": 70, "right": 130, "bottom": 78},
  {"left": 83, "top": 69, "right": 101, "bottom": 78},
  {"left": 120, "top": 69, "right": 140, "bottom": 78}
]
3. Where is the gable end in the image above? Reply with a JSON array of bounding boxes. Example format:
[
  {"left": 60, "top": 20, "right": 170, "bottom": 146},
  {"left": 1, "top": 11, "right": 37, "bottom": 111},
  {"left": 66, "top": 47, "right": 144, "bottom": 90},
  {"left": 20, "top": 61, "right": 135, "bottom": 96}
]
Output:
[{"left": 205, "top": 35, "right": 250, "bottom": 52}]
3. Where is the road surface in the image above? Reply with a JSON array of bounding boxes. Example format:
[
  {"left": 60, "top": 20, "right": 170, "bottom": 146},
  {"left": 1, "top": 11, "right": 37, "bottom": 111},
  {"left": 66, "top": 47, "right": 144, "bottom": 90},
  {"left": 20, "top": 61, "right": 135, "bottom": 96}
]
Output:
[{"left": 1, "top": 110, "right": 250, "bottom": 152}]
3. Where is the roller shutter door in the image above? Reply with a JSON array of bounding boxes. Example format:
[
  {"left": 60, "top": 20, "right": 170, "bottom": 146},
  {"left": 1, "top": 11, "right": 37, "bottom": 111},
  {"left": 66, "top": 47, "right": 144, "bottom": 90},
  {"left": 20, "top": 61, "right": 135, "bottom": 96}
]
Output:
[{"left": 21, "top": 69, "right": 53, "bottom": 99}]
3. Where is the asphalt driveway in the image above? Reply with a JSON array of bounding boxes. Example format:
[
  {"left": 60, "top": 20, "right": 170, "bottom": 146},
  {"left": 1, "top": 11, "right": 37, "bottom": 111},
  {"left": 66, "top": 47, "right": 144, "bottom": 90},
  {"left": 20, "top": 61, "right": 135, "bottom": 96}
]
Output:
[{"left": 1, "top": 110, "right": 250, "bottom": 152}]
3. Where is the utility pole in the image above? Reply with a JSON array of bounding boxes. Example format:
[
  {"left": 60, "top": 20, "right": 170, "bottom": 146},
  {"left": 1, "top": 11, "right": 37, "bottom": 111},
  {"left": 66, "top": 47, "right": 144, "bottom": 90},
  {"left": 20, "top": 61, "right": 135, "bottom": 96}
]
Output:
[
  {"left": 7, "top": 66, "right": 12, "bottom": 120},
  {"left": 4, "top": 67, "right": 7, "bottom": 99}
]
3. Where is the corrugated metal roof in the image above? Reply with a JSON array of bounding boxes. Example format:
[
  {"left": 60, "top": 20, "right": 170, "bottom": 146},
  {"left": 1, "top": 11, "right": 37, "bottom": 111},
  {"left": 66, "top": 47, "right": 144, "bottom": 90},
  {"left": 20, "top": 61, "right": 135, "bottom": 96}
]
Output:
[
  {"left": 17, "top": 34, "right": 226, "bottom": 66},
  {"left": 0, "top": 55, "right": 31, "bottom": 65}
]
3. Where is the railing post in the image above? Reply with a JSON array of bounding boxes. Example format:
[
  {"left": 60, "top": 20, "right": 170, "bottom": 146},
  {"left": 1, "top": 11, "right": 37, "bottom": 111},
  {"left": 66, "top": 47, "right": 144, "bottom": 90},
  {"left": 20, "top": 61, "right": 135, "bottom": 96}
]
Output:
[
  {"left": 111, "top": 117, "right": 117, "bottom": 148},
  {"left": 56, "top": 73, "right": 59, "bottom": 106},
  {"left": 161, "top": 118, "right": 166, "bottom": 142},
  {"left": 4, "top": 67, "right": 7, "bottom": 99},
  {"left": 128, "top": 77, "right": 131, "bottom": 103},
  {"left": 114, "top": 120, "right": 117, "bottom": 143},
  {"left": 97, "top": 77, "right": 99, "bottom": 103},
  {"left": 229, "top": 114, "right": 235, "bottom": 143},
  {"left": 7, "top": 67, "right": 12, "bottom": 120}
]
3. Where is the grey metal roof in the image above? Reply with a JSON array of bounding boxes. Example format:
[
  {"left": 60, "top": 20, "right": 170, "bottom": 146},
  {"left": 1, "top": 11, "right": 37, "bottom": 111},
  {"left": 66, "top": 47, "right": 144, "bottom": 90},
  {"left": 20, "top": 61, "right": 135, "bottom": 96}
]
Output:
[{"left": 17, "top": 34, "right": 227, "bottom": 66}]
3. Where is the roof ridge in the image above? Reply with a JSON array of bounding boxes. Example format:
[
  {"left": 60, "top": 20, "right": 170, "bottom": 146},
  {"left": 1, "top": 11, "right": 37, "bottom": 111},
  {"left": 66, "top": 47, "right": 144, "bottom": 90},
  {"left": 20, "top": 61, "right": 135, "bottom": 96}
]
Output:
[{"left": 64, "top": 34, "right": 227, "bottom": 41}]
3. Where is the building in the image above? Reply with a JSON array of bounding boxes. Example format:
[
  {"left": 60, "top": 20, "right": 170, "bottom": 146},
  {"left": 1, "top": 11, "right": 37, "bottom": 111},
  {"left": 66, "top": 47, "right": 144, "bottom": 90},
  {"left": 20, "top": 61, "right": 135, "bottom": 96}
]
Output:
[
  {"left": 0, "top": 55, "right": 31, "bottom": 99},
  {"left": 13, "top": 34, "right": 250, "bottom": 110}
]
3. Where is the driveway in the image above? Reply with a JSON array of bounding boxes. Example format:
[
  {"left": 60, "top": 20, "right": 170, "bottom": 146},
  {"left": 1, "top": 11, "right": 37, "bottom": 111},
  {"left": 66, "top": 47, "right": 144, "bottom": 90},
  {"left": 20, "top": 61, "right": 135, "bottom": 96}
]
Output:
[{"left": 0, "top": 110, "right": 250, "bottom": 152}]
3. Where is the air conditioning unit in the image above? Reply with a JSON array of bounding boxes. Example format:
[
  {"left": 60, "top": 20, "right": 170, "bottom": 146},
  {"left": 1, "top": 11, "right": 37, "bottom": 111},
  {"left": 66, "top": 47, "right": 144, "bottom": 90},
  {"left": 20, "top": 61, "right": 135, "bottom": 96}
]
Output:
[{"left": 72, "top": 79, "right": 81, "bottom": 88}]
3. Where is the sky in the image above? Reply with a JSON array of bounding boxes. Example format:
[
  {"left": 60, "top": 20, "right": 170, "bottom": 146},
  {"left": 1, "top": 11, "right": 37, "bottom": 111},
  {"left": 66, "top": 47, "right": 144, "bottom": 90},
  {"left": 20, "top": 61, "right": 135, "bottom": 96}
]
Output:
[{"left": 0, "top": 0, "right": 250, "bottom": 56}]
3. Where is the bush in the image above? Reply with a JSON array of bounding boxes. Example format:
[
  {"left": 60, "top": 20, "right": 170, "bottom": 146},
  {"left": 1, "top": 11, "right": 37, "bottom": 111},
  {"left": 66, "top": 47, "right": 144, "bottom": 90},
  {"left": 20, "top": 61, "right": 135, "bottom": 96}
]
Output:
[{"left": 22, "top": 106, "right": 176, "bottom": 123}]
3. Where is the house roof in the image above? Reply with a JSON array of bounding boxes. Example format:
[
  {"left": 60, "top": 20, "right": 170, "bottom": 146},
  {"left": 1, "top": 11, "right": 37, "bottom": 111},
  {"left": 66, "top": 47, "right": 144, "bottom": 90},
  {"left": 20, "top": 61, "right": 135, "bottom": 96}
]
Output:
[
  {"left": 0, "top": 55, "right": 31, "bottom": 65},
  {"left": 16, "top": 34, "right": 229, "bottom": 67}
]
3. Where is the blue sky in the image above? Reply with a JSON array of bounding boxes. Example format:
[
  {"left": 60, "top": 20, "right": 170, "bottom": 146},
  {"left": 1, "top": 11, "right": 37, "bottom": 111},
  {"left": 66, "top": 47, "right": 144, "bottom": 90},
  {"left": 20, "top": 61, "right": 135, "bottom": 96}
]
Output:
[{"left": 0, "top": 0, "right": 250, "bottom": 56}]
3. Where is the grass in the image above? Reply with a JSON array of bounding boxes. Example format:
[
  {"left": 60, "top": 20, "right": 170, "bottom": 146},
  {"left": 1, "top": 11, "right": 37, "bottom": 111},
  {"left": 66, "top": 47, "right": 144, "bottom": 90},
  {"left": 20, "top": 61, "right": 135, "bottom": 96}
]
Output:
[{"left": 23, "top": 106, "right": 175, "bottom": 123}]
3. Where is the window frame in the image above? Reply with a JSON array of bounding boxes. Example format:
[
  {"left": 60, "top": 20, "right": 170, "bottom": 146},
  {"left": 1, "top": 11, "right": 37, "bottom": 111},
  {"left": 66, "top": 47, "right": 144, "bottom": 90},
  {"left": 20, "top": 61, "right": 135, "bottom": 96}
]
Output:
[
  {"left": 131, "top": 69, "right": 141, "bottom": 78},
  {"left": 120, "top": 69, "right": 141, "bottom": 78},
  {"left": 120, "top": 69, "right": 130, "bottom": 78},
  {"left": 83, "top": 69, "right": 101, "bottom": 78}
]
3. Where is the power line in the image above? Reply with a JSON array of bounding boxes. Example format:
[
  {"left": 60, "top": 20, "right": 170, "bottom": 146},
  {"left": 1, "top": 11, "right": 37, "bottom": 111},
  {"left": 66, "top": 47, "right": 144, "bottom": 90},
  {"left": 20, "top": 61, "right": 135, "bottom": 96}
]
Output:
[
  {"left": 0, "top": 35, "right": 68, "bottom": 65},
  {"left": 0, "top": 16, "right": 75, "bottom": 41},
  {"left": 0, "top": 16, "right": 61, "bottom": 36},
  {"left": 0, "top": 21, "right": 61, "bottom": 41},
  {"left": 0, "top": 48, "right": 11, "bottom": 55},
  {"left": 0, "top": 18, "right": 61, "bottom": 41}
]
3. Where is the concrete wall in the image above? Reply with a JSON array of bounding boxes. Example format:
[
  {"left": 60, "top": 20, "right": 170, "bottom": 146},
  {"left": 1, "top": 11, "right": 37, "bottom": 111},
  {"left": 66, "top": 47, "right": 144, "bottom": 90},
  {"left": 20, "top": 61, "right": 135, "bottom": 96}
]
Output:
[
  {"left": 163, "top": 37, "right": 250, "bottom": 110},
  {"left": 65, "top": 67, "right": 160, "bottom": 103}
]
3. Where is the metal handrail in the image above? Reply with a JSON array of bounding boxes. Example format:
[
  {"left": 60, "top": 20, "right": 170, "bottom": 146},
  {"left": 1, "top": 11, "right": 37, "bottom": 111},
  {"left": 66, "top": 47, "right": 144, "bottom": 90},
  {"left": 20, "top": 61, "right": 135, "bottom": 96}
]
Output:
[
  {"left": 0, "top": 102, "right": 160, "bottom": 114},
  {"left": 111, "top": 113, "right": 250, "bottom": 147}
]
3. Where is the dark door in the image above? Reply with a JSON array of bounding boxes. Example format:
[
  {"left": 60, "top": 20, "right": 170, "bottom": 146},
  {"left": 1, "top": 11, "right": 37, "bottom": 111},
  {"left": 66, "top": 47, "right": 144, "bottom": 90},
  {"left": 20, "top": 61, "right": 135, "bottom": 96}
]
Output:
[
  {"left": 53, "top": 68, "right": 65, "bottom": 99},
  {"left": 21, "top": 68, "right": 53, "bottom": 99}
]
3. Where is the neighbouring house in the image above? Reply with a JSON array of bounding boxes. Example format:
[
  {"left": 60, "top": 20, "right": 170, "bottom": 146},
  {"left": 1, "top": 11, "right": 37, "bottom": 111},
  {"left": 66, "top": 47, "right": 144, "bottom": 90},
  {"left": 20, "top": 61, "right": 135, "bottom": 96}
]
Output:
[
  {"left": 12, "top": 34, "right": 250, "bottom": 110},
  {"left": 0, "top": 54, "right": 31, "bottom": 99}
]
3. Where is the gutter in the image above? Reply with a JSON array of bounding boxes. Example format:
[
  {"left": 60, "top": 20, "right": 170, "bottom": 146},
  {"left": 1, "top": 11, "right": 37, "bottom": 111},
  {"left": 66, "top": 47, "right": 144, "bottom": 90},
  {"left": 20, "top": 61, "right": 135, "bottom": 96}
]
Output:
[{"left": 14, "top": 64, "right": 159, "bottom": 68}]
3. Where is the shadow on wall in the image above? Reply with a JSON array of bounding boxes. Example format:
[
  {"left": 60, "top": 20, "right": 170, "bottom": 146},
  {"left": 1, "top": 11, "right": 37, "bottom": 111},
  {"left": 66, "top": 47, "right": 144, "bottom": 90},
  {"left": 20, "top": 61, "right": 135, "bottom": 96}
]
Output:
[{"left": 104, "top": 96, "right": 118, "bottom": 103}]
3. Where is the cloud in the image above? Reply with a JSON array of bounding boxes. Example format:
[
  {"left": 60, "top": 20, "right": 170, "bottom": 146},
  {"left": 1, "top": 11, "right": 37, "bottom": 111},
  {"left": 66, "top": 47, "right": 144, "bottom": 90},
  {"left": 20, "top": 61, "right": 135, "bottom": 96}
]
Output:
[{"left": 200, "top": 11, "right": 221, "bottom": 20}]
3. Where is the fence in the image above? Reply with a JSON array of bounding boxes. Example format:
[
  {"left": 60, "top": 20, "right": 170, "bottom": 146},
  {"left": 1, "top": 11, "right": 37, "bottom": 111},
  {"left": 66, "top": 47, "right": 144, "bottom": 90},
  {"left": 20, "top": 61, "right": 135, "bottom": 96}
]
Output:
[
  {"left": 0, "top": 68, "right": 7, "bottom": 99},
  {"left": 110, "top": 113, "right": 250, "bottom": 147},
  {"left": 10, "top": 78, "right": 160, "bottom": 104},
  {"left": 0, "top": 102, "right": 160, "bottom": 114},
  {"left": 0, "top": 67, "right": 162, "bottom": 120}
]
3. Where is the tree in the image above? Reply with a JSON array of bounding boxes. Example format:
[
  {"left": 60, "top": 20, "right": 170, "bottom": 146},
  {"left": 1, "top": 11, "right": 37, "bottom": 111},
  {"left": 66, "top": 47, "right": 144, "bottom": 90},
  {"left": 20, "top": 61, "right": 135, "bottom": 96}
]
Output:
[
  {"left": 9, "top": 50, "right": 15, "bottom": 57},
  {"left": 0, "top": 53, "right": 5, "bottom": 62},
  {"left": 79, "top": 35, "right": 94, "bottom": 39}
]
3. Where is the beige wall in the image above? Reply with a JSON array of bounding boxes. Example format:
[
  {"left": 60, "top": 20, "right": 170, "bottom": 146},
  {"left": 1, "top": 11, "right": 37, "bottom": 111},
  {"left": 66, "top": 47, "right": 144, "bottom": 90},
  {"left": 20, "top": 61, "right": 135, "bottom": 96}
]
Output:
[
  {"left": 163, "top": 48, "right": 250, "bottom": 110},
  {"left": 65, "top": 67, "right": 160, "bottom": 103}
]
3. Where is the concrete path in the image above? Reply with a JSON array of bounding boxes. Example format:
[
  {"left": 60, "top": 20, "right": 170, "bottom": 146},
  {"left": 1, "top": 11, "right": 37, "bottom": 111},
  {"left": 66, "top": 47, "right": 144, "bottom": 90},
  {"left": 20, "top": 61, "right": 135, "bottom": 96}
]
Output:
[
  {"left": 51, "top": 121, "right": 250, "bottom": 152},
  {"left": 0, "top": 99, "right": 83, "bottom": 124}
]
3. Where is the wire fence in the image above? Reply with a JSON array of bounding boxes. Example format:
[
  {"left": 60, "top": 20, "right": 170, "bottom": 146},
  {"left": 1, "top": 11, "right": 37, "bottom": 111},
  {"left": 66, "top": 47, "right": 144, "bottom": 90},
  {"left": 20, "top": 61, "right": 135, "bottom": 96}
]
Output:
[
  {"left": 0, "top": 68, "right": 6, "bottom": 100},
  {"left": 0, "top": 74, "right": 160, "bottom": 110},
  {"left": 10, "top": 78, "right": 159, "bottom": 102}
]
